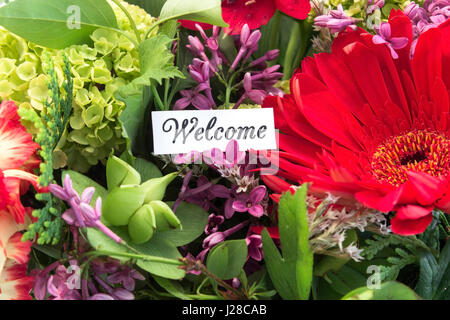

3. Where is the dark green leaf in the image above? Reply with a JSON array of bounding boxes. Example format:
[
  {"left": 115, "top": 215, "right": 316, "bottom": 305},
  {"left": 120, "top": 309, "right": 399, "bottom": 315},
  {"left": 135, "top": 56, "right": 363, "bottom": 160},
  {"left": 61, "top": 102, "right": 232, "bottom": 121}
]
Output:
[
  {"left": 0, "top": 0, "right": 118, "bottom": 48},
  {"left": 415, "top": 250, "right": 438, "bottom": 299},
  {"left": 134, "top": 158, "right": 163, "bottom": 181},
  {"left": 126, "top": 0, "right": 167, "bottom": 16}
]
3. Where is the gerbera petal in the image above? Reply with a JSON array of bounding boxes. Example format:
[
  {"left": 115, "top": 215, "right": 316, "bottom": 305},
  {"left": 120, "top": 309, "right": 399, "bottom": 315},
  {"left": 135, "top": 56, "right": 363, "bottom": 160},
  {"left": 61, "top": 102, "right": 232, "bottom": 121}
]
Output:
[
  {"left": 412, "top": 27, "right": 442, "bottom": 99},
  {"left": 390, "top": 205, "right": 433, "bottom": 235}
]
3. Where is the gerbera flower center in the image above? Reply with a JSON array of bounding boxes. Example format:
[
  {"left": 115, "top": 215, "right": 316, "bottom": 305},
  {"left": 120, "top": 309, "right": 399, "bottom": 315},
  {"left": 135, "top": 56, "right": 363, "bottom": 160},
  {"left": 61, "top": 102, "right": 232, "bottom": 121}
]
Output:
[{"left": 371, "top": 130, "right": 450, "bottom": 186}]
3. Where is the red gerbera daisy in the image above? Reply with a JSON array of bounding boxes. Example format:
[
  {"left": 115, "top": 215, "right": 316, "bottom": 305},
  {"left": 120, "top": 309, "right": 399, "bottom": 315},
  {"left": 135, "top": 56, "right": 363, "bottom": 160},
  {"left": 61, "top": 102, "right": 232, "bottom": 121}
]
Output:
[
  {"left": 181, "top": 0, "right": 311, "bottom": 35},
  {"left": 262, "top": 11, "right": 450, "bottom": 236}
]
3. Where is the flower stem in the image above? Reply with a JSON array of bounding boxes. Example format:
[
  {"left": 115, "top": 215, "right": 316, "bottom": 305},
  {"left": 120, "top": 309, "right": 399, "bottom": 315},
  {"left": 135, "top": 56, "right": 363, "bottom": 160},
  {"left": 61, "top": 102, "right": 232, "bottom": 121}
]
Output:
[
  {"left": 152, "top": 85, "right": 166, "bottom": 111},
  {"left": 180, "top": 257, "right": 246, "bottom": 299},
  {"left": 110, "top": 0, "right": 141, "bottom": 44},
  {"left": 84, "top": 250, "right": 184, "bottom": 266}
]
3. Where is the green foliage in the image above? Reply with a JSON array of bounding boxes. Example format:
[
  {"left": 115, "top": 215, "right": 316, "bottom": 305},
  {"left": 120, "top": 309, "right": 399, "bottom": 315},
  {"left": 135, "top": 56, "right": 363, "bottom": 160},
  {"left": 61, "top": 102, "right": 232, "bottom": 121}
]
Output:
[
  {"left": 206, "top": 240, "right": 248, "bottom": 280},
  {"left": 0, "top": 1, "right": 158, "bottom": 172},
  {"left": 363, "top": 234, "right": 424, "bottom": 281},
  {"left": 262, "top": 184, "right": 314, "bottom": 300},
  {"left": 415, "top": 240, "right": 450, "bottom": 300},
  {"left": 341, "top": 281, "right": 422, "bottom": 300},
  {"left": 117, "top": 34, "right": 184, "bottom": 100},
  {"left": 0, "top": 0, "right": 119, "bottom": 49},
  {"left": 20, "top": 55, "right": 73, "bottom": 245},
  {"left": 86, "top": 226, "right": 185, "bottom": 279}
]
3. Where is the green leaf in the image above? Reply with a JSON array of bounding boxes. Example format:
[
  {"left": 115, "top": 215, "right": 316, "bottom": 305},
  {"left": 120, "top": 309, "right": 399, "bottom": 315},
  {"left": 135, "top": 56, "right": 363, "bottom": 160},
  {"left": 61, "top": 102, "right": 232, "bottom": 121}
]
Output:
[
  {"left": 342, "top": 281, "right": 422, "bottom": 300},
  {"left": 62, "top": 170, "right": 107, "bottom": 206},
  {"left": 152, "top": 201, "right": 208, "bottom": 247},
  {"left": 206, "top": 240, "right": 248, "bottom": 280},
  {"left": 159, "top": 0, "right": 227, "bottom": 28},
  {"left": 134, "top": 158, "right": 162, "bottom": 181},
  {"left": 0, "top": 0, "right": 118, "bottom": 49},
  {"left": 134, "top": 236, "right": 185, "bottom": 280},
  {"left": 433, "top": 240, "right": 450, "bottom": 299},
  {"left": 117, "top": 87, "right": 152, "bottom": 155},
  {"left": 415, "top": 250, "right": 438, "bottom": 299},
  {"left": 262, "top": 185, "right": 314, "bottom": 300},
  {"left": 153, "top": 275, "right": 192, "bottom": 300},
  {"left": 85, "top": 227, "right": 131, "bottom": 263},
  {"left": 86, "top": 226, "right": 185, "bottom": 279},
  {"left": 124, "top": 34, "right": 184, "bottom": 93}
]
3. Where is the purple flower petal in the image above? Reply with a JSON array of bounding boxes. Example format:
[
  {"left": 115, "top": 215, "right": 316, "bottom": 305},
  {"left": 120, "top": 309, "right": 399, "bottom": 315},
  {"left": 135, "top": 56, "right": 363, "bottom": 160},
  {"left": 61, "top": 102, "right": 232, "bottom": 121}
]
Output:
[
  {"left": 232, "top": 200, "right": 249, "bottom": 213},
  {"left": 248, "top": 204, "right": 264, "bottom": 218}
]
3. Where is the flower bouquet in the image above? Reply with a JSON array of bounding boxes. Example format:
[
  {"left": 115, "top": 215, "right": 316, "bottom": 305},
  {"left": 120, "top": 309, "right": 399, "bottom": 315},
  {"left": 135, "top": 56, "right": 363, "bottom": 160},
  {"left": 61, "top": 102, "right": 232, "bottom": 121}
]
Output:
[{"left": 0, "top": 0, "right": 448, "bottom": 302}]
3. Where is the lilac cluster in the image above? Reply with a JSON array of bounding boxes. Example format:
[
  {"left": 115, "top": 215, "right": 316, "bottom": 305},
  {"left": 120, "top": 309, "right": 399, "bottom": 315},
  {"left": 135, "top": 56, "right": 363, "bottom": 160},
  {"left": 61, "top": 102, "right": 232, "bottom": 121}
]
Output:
[
  {"left": 50, "top": 174, "right": 122, "bottom": 243},
  {"left": 314, "top": 4, "right": 361, "bottom": 33},
  {"left": 32, "top": 257, "right": 144, "bottom": 300},
  {"left": 174, "top": 24, "right": 282, "bottom": 110},
  {"left": 366, "top": 0, "right": 385, "bottom": 15},
  {"left": 174, "top": 140, "right": 265, "bottom": 271},
  {"left": 405, "top": 0, "right": 450, "bottom": 54}
]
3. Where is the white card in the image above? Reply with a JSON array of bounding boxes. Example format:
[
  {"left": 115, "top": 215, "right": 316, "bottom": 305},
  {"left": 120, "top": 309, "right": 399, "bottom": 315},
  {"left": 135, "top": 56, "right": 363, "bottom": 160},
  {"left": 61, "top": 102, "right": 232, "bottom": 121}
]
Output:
[{"left": 151, "top": 108, "right": 277, "bottom": 155}]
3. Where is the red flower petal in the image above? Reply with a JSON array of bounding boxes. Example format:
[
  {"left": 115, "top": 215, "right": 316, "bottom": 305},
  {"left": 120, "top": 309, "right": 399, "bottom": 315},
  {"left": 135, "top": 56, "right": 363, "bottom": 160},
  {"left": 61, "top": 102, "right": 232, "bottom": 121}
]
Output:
[
  {"left": 222, "top": 0, "right": 276, "bottom": 35},
  {"left": 390, "top": 205, "right": 433, "bottom": 235},
  {"left": 0, "top": 118, "right": 38, "bottom": 171},
  {"left": 0, "top": 261, "right": 33, "bottom": 300},
  {"left": 250, "top": 226, "right": 280, "bottom": 239},
  {"left": 179, "top": 20, "right": 213, "bottom": 31},
  {"left": 274, "top": 0, "right": 311, "bottom": 20}
]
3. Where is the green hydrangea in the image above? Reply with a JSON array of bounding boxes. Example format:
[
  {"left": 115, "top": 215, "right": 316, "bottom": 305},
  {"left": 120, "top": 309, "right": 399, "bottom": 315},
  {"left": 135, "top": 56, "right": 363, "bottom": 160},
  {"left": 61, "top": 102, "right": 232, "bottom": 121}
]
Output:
[{"left": 0, "top": 1, "right": 157, "bottom": 173}]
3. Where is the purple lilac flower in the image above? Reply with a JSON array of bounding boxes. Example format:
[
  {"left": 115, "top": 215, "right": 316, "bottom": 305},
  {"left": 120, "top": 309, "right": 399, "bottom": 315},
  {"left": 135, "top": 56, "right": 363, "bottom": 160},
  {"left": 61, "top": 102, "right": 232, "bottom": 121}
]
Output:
[
  {"left": 50, "top": 174, "right": 122, "bottom": 243},
  {"left": 246, "top": 234, "right": 263, "bottom": 261},
  {"left": 405, "top": 0, "right": 450, "bottom": 55},
  {"left": 231, "top": 24, "right": 262, "bottom": 69},
  {"left": 203, "top": 220, "right": 250, "bottom": 249},
  {"left": 173, "top": 85, "right": 213, "bottom": 110},
  {"left": 366, "top": 0, "right": 385, "bottom": 14},
  {"left": 373, "top": 22, "right": 409, "bottom": 59},
  {"left": 205, "top": 214, "right": 225, "bottom": 235},
  {"left": 232, "top": 185, "right": 267, "bottom": 218},
  {"left": 174, "top": 171, "right": 230, "bottom": 212},
  {"left": 314, "top": 4, "right": 360, "bottom": 33},
  {"left": 106, "top": 266, "right": 145, "bottom": 291},
  {"left": 233, "top": 72, "right": 267, "bottom": 108},
  {"left": 174, "top": 23, "right": 282, "bottom": 110}
]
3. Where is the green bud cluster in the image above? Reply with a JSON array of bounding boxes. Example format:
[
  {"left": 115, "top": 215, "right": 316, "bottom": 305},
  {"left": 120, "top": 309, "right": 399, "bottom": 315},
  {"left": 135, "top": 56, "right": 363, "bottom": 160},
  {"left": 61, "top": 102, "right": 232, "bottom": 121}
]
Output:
[
  {"left": 19, "top": 55, "right": 72, "bottom": 245},
  {"left": 102, "top": 156, "right": 181, "bottom": 244},
  {"left": 0, "top": 1, "right": 157, "bottom": 172}
]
